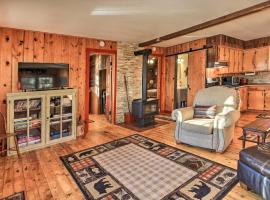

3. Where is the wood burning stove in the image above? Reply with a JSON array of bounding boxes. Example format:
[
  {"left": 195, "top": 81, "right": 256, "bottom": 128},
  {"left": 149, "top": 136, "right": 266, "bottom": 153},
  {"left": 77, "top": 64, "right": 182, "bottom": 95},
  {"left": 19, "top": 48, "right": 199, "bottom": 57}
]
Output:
[
  {"left": 132, "top": 49, "right": 159, "bottom": 127},
  {"left": 132, "top": 98, "right": 158, "bottom": 127}
]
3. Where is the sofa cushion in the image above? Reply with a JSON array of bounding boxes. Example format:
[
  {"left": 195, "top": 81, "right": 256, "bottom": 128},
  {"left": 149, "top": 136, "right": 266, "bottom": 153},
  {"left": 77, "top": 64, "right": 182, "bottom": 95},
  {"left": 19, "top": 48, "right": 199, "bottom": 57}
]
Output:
[
  {"left": 182, "top": 118, "right": 214, "bottom": 135},
  {"left": 194, "top": 105, "right": 217, "bottom": 119},
  {"left": 239, "top": 143, "right": 270, "bottom": 179}
]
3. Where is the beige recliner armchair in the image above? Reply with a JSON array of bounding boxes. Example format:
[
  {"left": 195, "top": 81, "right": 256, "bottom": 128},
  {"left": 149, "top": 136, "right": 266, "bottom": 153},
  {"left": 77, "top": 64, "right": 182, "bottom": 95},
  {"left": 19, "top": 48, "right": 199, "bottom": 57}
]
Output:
[{"left": 172, "top": 86, "right": 240, "bottom": 152}]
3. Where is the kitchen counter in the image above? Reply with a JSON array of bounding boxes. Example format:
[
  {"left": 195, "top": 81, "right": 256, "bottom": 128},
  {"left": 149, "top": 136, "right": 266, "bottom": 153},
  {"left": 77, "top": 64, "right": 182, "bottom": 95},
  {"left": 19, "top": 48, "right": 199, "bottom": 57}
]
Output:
[
  {"left": 206, "top": 84, "right": 270, "bottom": 89},
  {"left": 235, "top": 84, "right": 270, "bottom": 89},
  {"left": 239, "top": 83, "right": 270, "bottom": 86}
]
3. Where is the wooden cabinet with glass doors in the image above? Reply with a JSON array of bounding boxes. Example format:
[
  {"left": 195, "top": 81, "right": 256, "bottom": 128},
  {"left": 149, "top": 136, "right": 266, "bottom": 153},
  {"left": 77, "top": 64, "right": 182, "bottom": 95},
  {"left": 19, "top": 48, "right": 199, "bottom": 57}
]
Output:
[{"left": 7, "top": 89, "right": 76, "bottom": 155}]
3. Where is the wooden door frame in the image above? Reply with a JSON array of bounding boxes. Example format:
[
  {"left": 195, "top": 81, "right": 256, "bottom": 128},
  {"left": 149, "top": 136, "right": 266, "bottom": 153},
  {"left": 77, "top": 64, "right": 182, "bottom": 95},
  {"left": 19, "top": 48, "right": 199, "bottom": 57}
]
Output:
[
  {"left": 151, "top": 53, "right": 164, "bottom": 111},
  {"left": 85, "top": 48, "right": 117, "bottom": 135},
  {"left": 162, "top": 55, "right": 176, "bottom": 113}
]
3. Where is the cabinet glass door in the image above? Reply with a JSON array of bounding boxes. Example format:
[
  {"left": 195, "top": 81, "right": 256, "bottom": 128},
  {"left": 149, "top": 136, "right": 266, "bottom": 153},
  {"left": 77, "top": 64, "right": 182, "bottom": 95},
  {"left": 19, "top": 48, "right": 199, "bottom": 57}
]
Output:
[
  {"left": 14, "top": 99, "right": 28, "bottom": 148},
  {"left": 62, "top": 95, "right": 73, "bottom": 137},
  {"left": 49, "top": 94, "right": 73, "bottom": 141},
  {"left": 14, "top": 98, "right": 43, "bottom": 148},
  {"left": 28, "top": 98, "right": 42, "bottom": 146},
  {"left": 49, "top": 96, "right": 61, "bottom": 140}
]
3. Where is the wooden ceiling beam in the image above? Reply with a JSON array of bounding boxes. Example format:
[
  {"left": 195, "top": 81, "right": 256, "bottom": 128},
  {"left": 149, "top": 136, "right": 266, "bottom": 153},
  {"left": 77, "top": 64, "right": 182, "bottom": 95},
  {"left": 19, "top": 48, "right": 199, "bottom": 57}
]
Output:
[{"left": 139, "top": 1, "right": 270, "bottom": 47}]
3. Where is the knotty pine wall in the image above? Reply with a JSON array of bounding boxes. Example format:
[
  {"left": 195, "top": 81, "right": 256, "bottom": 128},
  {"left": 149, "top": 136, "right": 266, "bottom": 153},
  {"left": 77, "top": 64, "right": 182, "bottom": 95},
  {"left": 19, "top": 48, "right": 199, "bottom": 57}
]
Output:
[
  {"left": 0, "top": 27, "right": 117, "bottom": 124},
  {"left": 165, "top": 38, "right": 206, "bottom": 56}
]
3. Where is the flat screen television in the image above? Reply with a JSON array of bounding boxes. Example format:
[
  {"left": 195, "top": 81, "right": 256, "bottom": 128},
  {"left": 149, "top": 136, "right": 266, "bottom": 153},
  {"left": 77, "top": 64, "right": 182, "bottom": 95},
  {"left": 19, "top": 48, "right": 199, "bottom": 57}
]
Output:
[{"left": 18, "top": 62, "right": 69, "bottom": 90}]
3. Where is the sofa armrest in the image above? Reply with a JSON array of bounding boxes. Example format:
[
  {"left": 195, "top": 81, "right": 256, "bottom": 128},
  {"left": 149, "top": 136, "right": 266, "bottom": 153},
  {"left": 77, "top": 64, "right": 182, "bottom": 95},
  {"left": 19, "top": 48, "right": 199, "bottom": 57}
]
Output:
[
  {"left": 214, "top": 110, "right": 240, "bottom": 129},
  {"left": 172, "top": 107, "right": 194, "bottom": 122}
]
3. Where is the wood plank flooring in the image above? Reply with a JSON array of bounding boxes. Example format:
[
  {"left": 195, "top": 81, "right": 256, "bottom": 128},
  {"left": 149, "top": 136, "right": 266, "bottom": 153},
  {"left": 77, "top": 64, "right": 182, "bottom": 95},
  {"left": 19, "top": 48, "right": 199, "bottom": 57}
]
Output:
[{"left": 0, "top": 112, "right": 262, "bottom": 200}]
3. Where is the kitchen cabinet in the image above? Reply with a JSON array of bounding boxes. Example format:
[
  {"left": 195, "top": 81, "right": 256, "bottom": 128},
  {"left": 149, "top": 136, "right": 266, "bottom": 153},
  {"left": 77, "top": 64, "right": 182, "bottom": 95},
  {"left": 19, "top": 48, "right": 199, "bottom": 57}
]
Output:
[
  {"left": 206, "top": 68, "right": 220, "bottom": 78},
  {"left": 235, "top": 49, "right": 244, "bottom": 73},
  {"left": 7, "top": 89, "right": 77, "bottom": 155},
  {"left": 216, "top": 46, "right": 244, "bottom": 74},
  {"left": 242, "top": 47, "right": 269, "bottom": 72},
  {"left": 238, "top": 50, "right": 244, "bottom": 72},
  {"left": 254, "top": 46, "right": 269, "bottom": 72},
  {"left": 233, "top": 50, "right": 239, "bottom": 73},
  {"left": 243, "top": 49, "right": 256, "bottom": 72},
  {"left": 228, "top": 49, "right": 235, "bottom": 74},
  {"left": 247, "top": 90, "right": 264, "bottom": 110},
  {"left": 218, "top": 46, "right": 230, "bottom": 61},
  {"left": 218, "top": 46, "right": 229, "bottom": 74},
  {"left": 215, "top": 46, "right": 269, "bottom": 74},
  {"left": 264, "top": 90, "right": 270, "bottom": 110},
  {"left": 239, "top": 87, "right": 248, "bottom": 111}
]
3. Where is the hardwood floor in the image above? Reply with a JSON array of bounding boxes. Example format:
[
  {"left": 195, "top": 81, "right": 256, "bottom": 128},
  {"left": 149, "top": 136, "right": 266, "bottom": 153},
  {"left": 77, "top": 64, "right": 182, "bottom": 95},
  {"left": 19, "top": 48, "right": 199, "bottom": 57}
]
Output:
[{"left": 0, "top": 112, "right": 262, "bottom": 200}]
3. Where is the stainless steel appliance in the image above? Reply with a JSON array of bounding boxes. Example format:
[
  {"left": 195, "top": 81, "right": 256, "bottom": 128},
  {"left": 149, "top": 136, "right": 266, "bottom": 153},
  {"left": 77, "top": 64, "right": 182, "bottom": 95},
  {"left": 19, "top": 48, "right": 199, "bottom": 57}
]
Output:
[
  {"left": 206, "top": 77, "right": 221, "bottom": 87},
  {"left": 222, "top": 76, "right": 240, "bottom": 86}
]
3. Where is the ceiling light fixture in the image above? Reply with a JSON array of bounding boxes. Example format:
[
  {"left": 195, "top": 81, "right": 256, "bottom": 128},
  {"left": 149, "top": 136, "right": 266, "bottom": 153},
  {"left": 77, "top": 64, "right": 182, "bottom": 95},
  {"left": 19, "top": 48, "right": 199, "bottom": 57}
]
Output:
[
  {"left": 90, "top": 9, "right": 144, "bottom": 16},
  {"left": 177, "top": 58, "right": 184, "bottom": 64}
]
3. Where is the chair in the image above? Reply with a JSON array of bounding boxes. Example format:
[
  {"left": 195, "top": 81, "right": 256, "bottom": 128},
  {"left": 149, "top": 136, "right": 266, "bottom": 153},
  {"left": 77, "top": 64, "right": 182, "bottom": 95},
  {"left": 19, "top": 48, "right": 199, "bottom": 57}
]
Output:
[
  {"left": 172, "top": 86, "right": 240, "bottom": 152},
  {"left": 0, "top": 112, "right": 20, "bottom": 157}
]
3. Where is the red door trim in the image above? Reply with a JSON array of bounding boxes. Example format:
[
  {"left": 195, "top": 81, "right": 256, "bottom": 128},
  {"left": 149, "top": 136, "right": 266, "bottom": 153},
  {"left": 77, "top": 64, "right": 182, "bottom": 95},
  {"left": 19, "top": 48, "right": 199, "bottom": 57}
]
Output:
[{"left": 85, "top": 48, "right": 117, "bottom": 136}]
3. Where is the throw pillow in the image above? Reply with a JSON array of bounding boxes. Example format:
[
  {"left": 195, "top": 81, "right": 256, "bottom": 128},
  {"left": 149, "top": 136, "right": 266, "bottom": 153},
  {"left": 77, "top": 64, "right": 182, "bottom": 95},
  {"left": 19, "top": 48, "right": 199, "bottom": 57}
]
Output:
[{"left": 194, "top": 105, "right": 217, "bottom": 119}]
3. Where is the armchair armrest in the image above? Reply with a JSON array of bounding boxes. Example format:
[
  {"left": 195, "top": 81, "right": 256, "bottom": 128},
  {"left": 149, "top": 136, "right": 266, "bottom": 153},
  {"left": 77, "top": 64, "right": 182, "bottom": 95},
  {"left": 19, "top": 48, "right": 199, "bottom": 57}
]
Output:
[
  {"left": 172, "top": 107, "right": 194, "bottom": 122},
  {"left": 214, "top": 110, "right": 240, "bottom": 129}
]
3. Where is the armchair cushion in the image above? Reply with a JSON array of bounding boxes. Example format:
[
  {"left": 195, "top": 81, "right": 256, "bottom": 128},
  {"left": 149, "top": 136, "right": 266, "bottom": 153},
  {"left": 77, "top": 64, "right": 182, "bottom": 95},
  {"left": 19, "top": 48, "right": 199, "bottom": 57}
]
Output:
[
  {"left": 172, "top": 107, "right": 194, "bottom": 122},
  {"left": 182, "top": 118, "right": 214, "bottom": 135}
]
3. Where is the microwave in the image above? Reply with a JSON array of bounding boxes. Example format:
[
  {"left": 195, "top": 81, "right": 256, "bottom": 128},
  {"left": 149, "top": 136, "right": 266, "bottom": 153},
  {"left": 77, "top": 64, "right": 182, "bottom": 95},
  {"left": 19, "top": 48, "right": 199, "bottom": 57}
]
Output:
[{"left": 222, "top": 76, "right": 240, "bottom": 86}]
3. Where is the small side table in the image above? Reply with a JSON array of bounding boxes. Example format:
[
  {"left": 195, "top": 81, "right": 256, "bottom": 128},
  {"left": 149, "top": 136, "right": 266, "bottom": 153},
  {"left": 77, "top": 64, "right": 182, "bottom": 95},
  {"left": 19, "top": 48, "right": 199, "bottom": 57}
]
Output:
[{"left": 242, "top": 119, "right": 270, "bottom": 148}]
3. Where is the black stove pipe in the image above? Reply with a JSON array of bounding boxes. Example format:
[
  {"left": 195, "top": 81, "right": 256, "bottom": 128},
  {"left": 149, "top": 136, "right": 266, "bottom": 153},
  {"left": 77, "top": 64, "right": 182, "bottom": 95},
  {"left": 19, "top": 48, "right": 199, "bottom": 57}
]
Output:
[{"left": 134, "top": 49, "right": 152, "bottom": 101}]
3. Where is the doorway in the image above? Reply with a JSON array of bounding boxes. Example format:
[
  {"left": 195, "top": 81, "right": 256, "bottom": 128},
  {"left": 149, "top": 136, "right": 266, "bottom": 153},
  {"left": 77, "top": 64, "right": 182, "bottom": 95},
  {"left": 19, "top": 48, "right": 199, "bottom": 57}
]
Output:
[
  {"left": 163, "top": 49, "right": 206, "bottom": 111},
  {"left": 174, "top": 53, "right": 188, "bottom": 109},
  {"left": 85, "top": 49, "right": 117, "bottom": 135},
  {"left": 89, "top": 54, "right": 112, "bottom": 118}
]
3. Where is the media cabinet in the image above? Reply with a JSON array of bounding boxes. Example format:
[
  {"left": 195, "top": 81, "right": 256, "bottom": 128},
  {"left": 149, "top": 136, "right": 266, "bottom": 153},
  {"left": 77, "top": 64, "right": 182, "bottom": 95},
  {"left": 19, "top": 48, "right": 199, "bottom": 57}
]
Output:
[{"left": 7, "top": 88, "right": 77, "bottom": 155}]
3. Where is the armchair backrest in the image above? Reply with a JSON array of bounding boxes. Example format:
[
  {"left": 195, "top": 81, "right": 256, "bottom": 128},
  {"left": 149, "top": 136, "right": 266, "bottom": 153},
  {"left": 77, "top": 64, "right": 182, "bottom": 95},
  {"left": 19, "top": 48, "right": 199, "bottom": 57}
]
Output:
[{"left": 193, "top": 86, "right": 239, "bottom": 114}]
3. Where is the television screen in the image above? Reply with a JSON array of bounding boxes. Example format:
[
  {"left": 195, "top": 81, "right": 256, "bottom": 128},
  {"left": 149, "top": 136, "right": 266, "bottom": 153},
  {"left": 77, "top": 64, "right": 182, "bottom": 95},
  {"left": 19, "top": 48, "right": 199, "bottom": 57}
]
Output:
[
  {"left": 18, "top": 63, "right": 69, "bottom": 90},
  {"left": 20, "top": 77, "right": 36, "bottom": 89},
  {"left": 37, "top": 77, "right": 54, "bottom": 89}
]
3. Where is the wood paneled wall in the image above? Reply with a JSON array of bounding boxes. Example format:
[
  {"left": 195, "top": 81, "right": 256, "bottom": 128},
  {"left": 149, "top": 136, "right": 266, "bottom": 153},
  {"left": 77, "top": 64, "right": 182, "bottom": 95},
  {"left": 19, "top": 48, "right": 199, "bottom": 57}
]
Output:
[
  {"left": 166, "top": 34, "right": 270, "bottom": 54},
  {"left": 165, "top": 38, "right": 206, "bottom": 56},
  {"left": 206, "top": 34, "right": 244, "bottom": 49},
  {"left": 206, "top": 34, "right": 270, "bottom": 49},
  {"left": 0, "top": 27, "right": 117, "bottom": 123},
  {"left": 244, "top": 36, "right": 270, "bottom": 49}
]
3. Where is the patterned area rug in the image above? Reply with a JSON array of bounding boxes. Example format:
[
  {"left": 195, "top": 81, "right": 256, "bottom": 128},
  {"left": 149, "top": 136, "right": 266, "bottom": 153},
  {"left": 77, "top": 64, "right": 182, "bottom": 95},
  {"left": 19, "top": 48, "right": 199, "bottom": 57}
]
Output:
[
  {"left": 238, "top": 133, "right": 270, "bottom": 143},
  {"left": 61, "top": 135, "right": 238, "bottom": 200},
  {"left": 0, "top": 192, "right": 25, "bottom": 200},
  {"left": 257, "top": 113, "right": 270, "bottom": 119}
]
